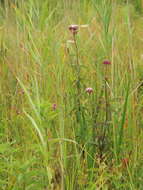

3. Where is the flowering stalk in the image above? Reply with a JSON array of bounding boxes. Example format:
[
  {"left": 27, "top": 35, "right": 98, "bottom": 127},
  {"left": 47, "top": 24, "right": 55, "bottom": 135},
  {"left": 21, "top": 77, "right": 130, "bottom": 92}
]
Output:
[
  {"left": 98, "top": 60, "right": 112, "bottom": 161},
  {"left": 69, "top": 25, "right": 81, "bottom": 120},
  {"left": 92, "top": 87, "right": 104, "bottom": 152},
  {"left": 68, "top": 25, "right": 89, "bottom": 155}
]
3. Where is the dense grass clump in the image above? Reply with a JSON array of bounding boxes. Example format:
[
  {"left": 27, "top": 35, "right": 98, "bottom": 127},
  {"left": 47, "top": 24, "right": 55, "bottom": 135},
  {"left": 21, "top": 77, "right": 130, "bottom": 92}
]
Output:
[{"left": 0, "top": 0, "right": 143, "bottom": 189}]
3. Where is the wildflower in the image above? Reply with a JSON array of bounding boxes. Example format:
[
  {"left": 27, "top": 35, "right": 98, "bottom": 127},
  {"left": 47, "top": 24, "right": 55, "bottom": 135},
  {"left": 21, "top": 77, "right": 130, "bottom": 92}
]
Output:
[
  {"left": 52, "top": 103, "right": 57, "bottom": 111},
  {"left": 103, "top": 60, "right": 111, "bottom": 65},
  {"left": 85, "top": 87, "right": 93, "bottom": 94},
  {"left": 68, "top": 25, "right": 79, "bottom": 35}
]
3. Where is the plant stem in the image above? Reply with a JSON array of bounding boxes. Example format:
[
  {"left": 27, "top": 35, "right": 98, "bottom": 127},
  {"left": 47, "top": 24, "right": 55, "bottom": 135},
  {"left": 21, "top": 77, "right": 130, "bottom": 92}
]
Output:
[{"left": 73, "top": 34, "right": 81, "bottom": 117}]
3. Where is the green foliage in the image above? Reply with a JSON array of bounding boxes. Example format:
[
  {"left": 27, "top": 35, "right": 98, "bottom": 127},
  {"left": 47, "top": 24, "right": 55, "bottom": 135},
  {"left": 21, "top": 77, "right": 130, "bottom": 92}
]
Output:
[{"left": 0, "top": 0, "right": 143, "bottom": 189}]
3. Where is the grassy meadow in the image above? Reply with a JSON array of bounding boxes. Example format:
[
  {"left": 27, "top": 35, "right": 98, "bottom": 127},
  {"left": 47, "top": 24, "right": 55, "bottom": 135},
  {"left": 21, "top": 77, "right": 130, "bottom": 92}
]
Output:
[{"left": 0, "top": 0, "right": 143, "bottom": 189}]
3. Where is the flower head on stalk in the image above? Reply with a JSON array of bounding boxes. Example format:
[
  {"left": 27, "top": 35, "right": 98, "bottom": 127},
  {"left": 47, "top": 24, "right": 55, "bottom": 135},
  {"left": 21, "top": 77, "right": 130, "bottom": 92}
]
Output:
[
  {"left": 52, "top": 103, "right": 57, "bottom": 111},
  {"left": 85, "top": 87, "right": 93, "bottom": 95},
  {"left": 103, "top": 60, "right": 111, "bottom": 65},
  {"left": 68, "top": 25, "right": 79, "bottom": 35}
]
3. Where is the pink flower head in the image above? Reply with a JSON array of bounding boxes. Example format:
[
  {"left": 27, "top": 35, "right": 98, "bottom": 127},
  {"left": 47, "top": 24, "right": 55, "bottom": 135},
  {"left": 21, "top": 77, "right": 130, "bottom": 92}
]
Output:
[
  {"left": 52, "top": 103, "right": 57, "bottom": 111},
  {"left": 86, "top": 87, "right": 93, "bottom": 94},
  {"left": 68, "top": 25, "right": 78, "bottom": 34},
  {"left": 103, "top": 60, "right": 111, "bottom": 65}
]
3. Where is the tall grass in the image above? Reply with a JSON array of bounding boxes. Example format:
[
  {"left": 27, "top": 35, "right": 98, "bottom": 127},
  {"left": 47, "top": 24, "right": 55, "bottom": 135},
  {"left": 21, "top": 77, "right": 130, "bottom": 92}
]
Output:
[{"left": 0, "top": 0, "right": 143, "bottom": 189}]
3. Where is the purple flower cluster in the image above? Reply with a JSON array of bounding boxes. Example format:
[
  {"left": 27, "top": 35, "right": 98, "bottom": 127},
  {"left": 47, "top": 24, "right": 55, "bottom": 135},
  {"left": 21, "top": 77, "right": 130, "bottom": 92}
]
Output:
[
  {"left": 103, "top": 60, "right": 111, "bottom": 65},
  {"left": 68, "top": 25, "right": 79, "bottom": 35},
  {"left": 52, "top": 103, "right": 57, "bottom": 111},
  {"left": 86, "top": 87, "right": 93, "bottom": 94}
]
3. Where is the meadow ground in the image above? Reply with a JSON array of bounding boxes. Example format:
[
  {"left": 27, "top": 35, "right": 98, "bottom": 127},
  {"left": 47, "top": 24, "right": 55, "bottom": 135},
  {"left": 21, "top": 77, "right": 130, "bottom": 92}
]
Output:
[{"left": 0, "top": 0, "right": 143, "bottom": 189}]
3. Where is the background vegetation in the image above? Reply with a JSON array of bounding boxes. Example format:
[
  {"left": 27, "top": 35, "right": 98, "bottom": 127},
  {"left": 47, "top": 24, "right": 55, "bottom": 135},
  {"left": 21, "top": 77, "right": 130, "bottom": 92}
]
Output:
[{"left": 0, "top": 0, "right": 143, "bottom": 189}]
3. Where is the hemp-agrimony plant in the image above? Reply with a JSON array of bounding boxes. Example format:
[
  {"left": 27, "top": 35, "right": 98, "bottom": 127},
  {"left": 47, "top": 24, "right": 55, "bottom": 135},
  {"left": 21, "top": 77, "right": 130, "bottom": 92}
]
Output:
[
  {"left": 68, "top": 25, "right": 88, "bottom": 149},
  {"left": 68, "top": 25, "right": 81, "bottom": 117},
  {"left": 98, "top": 60, "right": 112, "bottom": 161}
]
